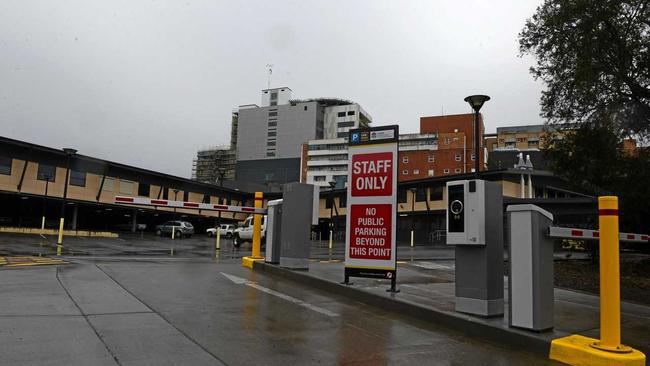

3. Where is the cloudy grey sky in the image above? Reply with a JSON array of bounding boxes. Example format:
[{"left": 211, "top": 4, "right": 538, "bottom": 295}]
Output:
[{"left": 0, "top": 0, "right": 544, "bottom": 178}]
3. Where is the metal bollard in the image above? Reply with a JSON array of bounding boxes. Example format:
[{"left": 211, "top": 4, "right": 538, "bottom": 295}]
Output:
[
  {"left": 329, "top": 230, "right": 333, "bottom": 250},
  {"left": 410, "top": 230, "right": 414, "bottom": 247},
  {"left": 251, "top": 192, "right": 263, "bottom": 259},
  {"left": 216, "top": 227, "right": 221, "bottom": 251},
  {"left": 57, "top": 217, "right": 64, "bottom": 256},
  {"left": 592, "top": 196, "right": 630, "bottom": 353}
]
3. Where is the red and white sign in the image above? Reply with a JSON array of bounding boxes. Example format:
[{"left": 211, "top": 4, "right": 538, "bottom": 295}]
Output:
[
  {"left": 345, "top": 126, "right": 398, "bottom": 272},
  {"left": 351, "top": 152, "right": 393, "bottom": 197}
]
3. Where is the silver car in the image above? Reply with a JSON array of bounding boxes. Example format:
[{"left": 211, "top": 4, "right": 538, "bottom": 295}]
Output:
[{"left": 155, "top": 221, "right": 194, "bottom": 238}]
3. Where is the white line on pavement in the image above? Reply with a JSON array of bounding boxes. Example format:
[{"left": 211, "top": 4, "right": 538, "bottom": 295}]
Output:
[{"left": 220, "top": 272, "right": 338, "bottom": 317}]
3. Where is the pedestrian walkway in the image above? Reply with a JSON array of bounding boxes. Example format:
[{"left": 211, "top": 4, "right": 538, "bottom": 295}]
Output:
[{"left": 253, "top": 260, "right": 650, "bottom": 357}]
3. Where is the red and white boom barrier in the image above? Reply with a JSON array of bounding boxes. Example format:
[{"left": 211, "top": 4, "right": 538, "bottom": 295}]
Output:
[
  {"left": 114, "top": 196, "right": 267, "bottom": 215},
  {"left": 548, "top": 226, "right": 649, "bottom": 243}
]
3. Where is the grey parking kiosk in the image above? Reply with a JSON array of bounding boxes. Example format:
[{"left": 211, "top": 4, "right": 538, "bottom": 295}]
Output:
[
  {"left": 446, "top": 179, "right": 504, "bottom": 317},
  {"left": 279, "top": 183, "right": 315, "bottom": 270},
  {"left": 507, "top": 204, "right": 554, "bottom": 331},
  {"left": 265, "top": 199, "right": 283, "bottom": 264}
]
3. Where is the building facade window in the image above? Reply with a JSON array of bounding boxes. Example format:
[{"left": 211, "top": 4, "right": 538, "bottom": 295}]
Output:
[
  {"left": 427, "top": 169, "right": 434, "bottom": 177},
  {"left": 0, "top": 156, "right": 11, "bottom": 175},
  {"left": 268, "top": 121, "right": 277, "bottom": 127},
  {"left": 119, "top": 180, "right": 135, "bottom": 195},
  {"left": 455, "top": 168, "right": 461, "bottom": 173},
  {"left": 183, "top": 191, "right": 189, "bottom": 202},
  {"left": 427, "top": 155, "right": 434, "bottom": 162},
  {"left": 455, "top": 154, "right": 461, "bottom": 161},
  {"left": 103, "top": 177, "right": 115, "bottom": 192},
  {"left": 416, "top": 188, "right": 427, "bottom": 202},
  {"left": 338, "top": 121, "right": 355, "bottom": 128},
  {"left": 430, "top": 186, "right": 443, "bottom": 200},
  {"left": 337, "top": 111, "right": 346, "bottom": 117},
  {"left": 37, "top": 164, "right": 56, "bottom": 182},
  {"left": 444, "top": 137, "right": 450, "bottom": 145},
  {"left": 402, "top": 156, "right": 409, "bottom": 163},
  {"left": 402, "top": 170, "right": 408, "bottom": 175},
  {"left": 471, "top": 153, "right": 476, "bottom": 161},
  {"left": 528, "top": 140, "right": 539, "bottom": 148},
  {"left": 137, "top": 182, "right": 150, "bottom": 197},
  {"left": 268, "top": 111, "right": 278, "bottom": 117},
  {"left": 266, "top": 152, "right": 275, "bottom": 157},
  {"left": 443, "top": 168, "right": 450, "bottom": 174},
  {"left": 267, "top": 131, "right": 276, "bottom": 137},
  {"left": 347, "top": 111, "right": 355, "bottom": 116},
  {"left": 314, "top": 176, "right": 326, "bottom": 182},
  {"left": 70, "top": 170, "right": 86, "bottom": 187},
  {"left": 413, "top": 169, "right": 419, "bottom": 175}
]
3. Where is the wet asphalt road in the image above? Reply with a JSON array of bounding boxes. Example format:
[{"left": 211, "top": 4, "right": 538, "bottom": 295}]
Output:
[{"left": 0, "top": 255, "right": 558, "bottom": 365}]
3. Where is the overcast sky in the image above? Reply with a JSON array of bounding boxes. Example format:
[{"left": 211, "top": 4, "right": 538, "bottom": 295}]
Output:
[{"left": 0, "top": 0, "right": 544, "bottom": 178}]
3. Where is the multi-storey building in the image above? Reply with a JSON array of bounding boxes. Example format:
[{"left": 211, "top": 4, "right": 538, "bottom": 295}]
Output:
[
  {"left": 235, "top": 87, "right": 371, "bottom": 186},
  {"left": 302, "top": 113, "right": 486, "bottom": 189},
  {"left": 191, "top": 146, "right": 236, "bottom": 184},
  {"left": 192, "top": 111, "right": 238, "bottom": 185},
  {"left": 490, "top": 124, "right": 547, "bottom": 151}
]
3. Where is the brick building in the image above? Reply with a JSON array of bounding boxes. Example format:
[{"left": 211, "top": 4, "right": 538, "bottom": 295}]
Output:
[{"left": 400, "top": 113, "right": 485, "bottom": 181}]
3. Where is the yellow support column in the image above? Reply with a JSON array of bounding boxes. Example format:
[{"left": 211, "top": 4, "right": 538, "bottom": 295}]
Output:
[
  {"left": 251, "top": 192, "right": 263, "bottom": 259},
  {"left": 549, "top": 196, "right": 645, "bottom": 366},
  {"left": 595, "top": 196, "right": 625, "bottom": 352},
  {"left": 56, "top": 217, "right": 64, "bottom": 256},
  {"left": 243, "top": 191, "right": 265, "bottom": 268}
]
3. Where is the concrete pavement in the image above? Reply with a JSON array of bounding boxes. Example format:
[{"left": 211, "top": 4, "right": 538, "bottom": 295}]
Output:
[{"left": 0, "top": 257, "right": 559, "bottom": 365}]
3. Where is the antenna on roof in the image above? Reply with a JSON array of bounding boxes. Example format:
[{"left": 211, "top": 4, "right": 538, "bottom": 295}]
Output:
[{"left": 266, "top": 64, "right": 274, "bottom": 89}]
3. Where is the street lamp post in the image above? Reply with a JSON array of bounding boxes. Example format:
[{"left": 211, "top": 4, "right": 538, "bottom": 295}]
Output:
[
  {"left": 57, "top": 148, "right": 77, "bottom": 255},
  {"left": 409, "top": 187, "right": 417, "bottom": 247},
  {"left": 328, "top": 181, "right": 336, "bottom": 250},
  {"left": 464, "top": 95, "right": 490, "bottom": 178}
]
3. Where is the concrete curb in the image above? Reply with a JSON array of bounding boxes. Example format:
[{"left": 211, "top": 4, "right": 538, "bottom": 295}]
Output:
[{"left": 253, "top": 261, "right": 558, "bottom": 356}]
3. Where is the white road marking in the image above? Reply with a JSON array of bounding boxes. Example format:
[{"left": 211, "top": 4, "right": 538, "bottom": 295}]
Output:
[
  {"left": 220, "top": 272, "right": 338, "bottom": 317},
  {"left": 411, "top": 261, "right": 454, "bottom": 270}
]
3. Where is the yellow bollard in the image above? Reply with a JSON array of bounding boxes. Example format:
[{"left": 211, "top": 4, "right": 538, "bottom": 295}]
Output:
[
  {"left": 549, "top": 196, "right": 645, "bottom": 366},
  {"left": 251, "top": 192, "right": 263, "bottom": 259},
  {"left": 216, "top": 227, "right": 221, "bottom": 251},
  {"left": 56, "top": 217, "right": 64, "bottom": 256},
  {"left": 593, "top": 196, "right": 628, "bottom": 352},
  {"left": 329, "top": 230, "right": 333, "bottom": 250}
]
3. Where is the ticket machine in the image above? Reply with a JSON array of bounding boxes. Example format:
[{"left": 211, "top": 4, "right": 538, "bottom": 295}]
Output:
[{"left": 446, "top": 180, "right": 504, "bottom": 317}]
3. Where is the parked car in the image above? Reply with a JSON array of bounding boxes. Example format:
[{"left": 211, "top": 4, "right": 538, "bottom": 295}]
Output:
[
  {"left": 233, "top": 215, "right": 267, "bottom": 247},
  {"left": 206, "top": 224, "right": 235, "bottom": 238},
  {"left": 155, "top": 221, "right": 194, "bottom": 238}
]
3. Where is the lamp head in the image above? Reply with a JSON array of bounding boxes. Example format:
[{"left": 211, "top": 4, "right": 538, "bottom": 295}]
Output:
[
  {"left": 62, "top": 148, "right": 77, "bottom": 156},
  {"left": 464, "top": 95, "right": 491, "bottom": 112}
]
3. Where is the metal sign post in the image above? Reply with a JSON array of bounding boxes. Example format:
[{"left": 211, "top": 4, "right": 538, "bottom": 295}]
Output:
[{"left": 344, "top": 125, "right": 399, "bottom": 292}]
